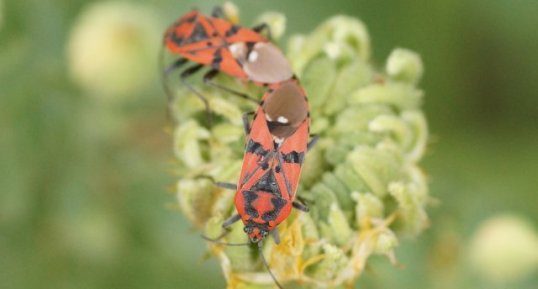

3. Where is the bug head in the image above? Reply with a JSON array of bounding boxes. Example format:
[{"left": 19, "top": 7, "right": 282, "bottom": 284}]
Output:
[{"left": 244, "top": 225, "right": 269, "bottom": 243}]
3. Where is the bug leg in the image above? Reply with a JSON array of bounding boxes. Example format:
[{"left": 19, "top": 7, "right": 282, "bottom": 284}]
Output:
[
  {"left": 252, "top": 23, "right": 273, "bottom": 41},
  {"left": 215, "top": 182, "right": 237, "bottom": 190},
  {"left": 161, "top": 57, "right": 189, "bottom": 105},
  {"left": 202, "top": 230, "right": 230, "bottom": 242},
  {"left": 164, "top": 57, "right": 189, "bottom": 76},
  {"left": 242, "top": 111, "right": 255, "bottom": 135},
  {"left": 180, "top": 64, "right": 213, "bottom": 123},
  {"left": 222, "top": 214, "right": 241, "bottom": 229},
  {"left": 297, "top": 195, "right": 313, "bottom": 205},
  {"left": 292, "top": 200, "right": 309, "bottom": 212},
  {"left": 203, "top": 69, "right": 258, "bottom": 103},
  {"left": 307, "top": 134, "right": 320, "bottom": 151},
  {"left": 211, "top": 6, "right": 225, "bottom": 18},
  {"left": 271, "top": 228, "right": 281, "bottom": 245}
]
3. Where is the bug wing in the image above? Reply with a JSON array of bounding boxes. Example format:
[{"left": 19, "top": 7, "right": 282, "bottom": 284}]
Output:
[
  {"left": 235, "top": 107, "right": 274, "bottom": 223},
  {"left": 276, "top": 119, "right": 309, "bottom": 200},
  {"left": 215, "top": 44, "right": 248, "bottom": 79},
  {"left": 163, "top": 10, "right": 199, "bottom": 42},
  {"left": 165, "top": 12, "right": 224, "bottom": 64},
  {"left": 207, "top": 17, "right": 268, "bottom": 43},
  {"left": 237, "top": 107, "right": 274, "bottom": 187},
  {"left": 225, "top": 28, "right": 268, "bottom": 43}
]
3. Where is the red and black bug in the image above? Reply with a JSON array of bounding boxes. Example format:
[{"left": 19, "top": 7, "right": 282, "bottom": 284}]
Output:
[
  {"left": 161, "top": 7, "right": 293, "bottom": 115},
  {"left": 207, "top": 79, "right": 318, "bottom": 289}
]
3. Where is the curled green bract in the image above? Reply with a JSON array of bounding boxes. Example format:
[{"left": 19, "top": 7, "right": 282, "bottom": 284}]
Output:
[{"left": 172, "top": 11, "right": 429, "bottom": 289}]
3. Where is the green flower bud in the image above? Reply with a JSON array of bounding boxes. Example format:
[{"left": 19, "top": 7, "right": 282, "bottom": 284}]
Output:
[
  {"left": 177, "top": 178, "right": 216, "bottom": 226},
  {"left": 255, "top": 12, "right": 287, "bottom": 41},
  {"left": 309, "top": 244, "right": 349, "bottom": 282},
  {"left": 173, "top": 9, "right": 430, "bottom": 289},
  {"left": 319, "top": 203, "right": 353, "bottom": 245},
  {"left": 373, "top": 230, "right": 399, "bottom": 256},
  {"left": 386, "top": 48, "right": 424, "bottom": 84},
  {"left": 287, "top": 16, "right": 370, "bottom": 75},
  {"left": 352, "top": 192, "right": 384, "bottom": 228},
  {"left": 173, "top": 120, "right": 211, "bottom": 168},
  {"left": 223, "top": 1, "right": 240, "bottom": 24}
]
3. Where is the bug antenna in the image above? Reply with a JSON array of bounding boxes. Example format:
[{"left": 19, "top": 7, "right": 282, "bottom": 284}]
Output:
[
  {"left": 258, "top": 241, "right": 284, "bottom": 289},
  {"left": 201, "top": 234, "right": 250, "bottom": 247}
]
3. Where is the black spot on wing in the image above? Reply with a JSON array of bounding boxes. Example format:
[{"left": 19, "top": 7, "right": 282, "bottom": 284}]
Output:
[
  {"left": 261, "top": 210, "right": 276, "bottom": 222},
  {"left": 266, "top": 121, "right": 288, "bottom": 131},
  {"left": 225, "top": 25, "right": 240, "bottom": 37},
  {"left": 243, "top": 190, "right": 259, "bottom": 218},
  {"left": 261, "top": 197, "right": 287, "bottom": 222},
  {"left": 170, "top": 32, "right": 185, "bottom": 46},
  {"left": 251, "top": 171, "right": 279, "bottom": 195},
  {"left": 282, "top": 151, "right": 304, "bottom": 164},
  {"left": 211, "top": 48, "right": 223, "bottom": 69},
  {"left": 246, "top": 139, "right": 269, "bottom": 156},
  {"left": 190, "top": 22, "right": 210, "bottom": 42},
  {"left": 172, "top": 17, "right": 209, "bottom": 46},
  {"left": 245, "top": 41, "right": 256, "bottom": 59},
  {"left": 184, "top": 15, "right": 197, "bottom": 23}
]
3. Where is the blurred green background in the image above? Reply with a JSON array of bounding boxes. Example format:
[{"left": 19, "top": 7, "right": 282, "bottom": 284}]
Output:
[{"left": 1, "top": 0, "right": 537, "bottom": 289}]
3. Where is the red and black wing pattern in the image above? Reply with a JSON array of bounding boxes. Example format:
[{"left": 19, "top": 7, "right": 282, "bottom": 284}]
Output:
[
  {"left": 164, "top": 11, "right": 218, "bottom": 52},
  {"left": 164, "top": 11, "right": 223, "bottom": 66},
  {"left": 238, "top": 79, "right": 311, "bottom": 202},
  {"left": 270, "top": 79, "right": 310, "bottom": 201},
  {"left": 209, "top": 17, "right": 268, "bottom": 44},
  {"left": 237, "top": 106, "right": 274, "bottom": 189},
  {"left": 204, "top": 16, "right": 267, "bottom": 79},
  {"left": 234, "top": 103, "right": 277, "bottom": 229},
  {"left": 164, "top": 11, "right": 269, "bottom": 80},
  {"left": 275, "top": 119, "right": 309, "bottom": 201}
]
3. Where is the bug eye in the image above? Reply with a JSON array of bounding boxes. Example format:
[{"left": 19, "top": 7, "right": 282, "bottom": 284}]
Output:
[{"left": 243, "top": 227, "right": 249, "bottom": 233}]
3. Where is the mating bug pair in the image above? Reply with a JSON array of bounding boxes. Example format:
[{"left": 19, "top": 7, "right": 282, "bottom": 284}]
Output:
[{"left": 162, "top": 7, "right": 317, "bottom": 289}]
